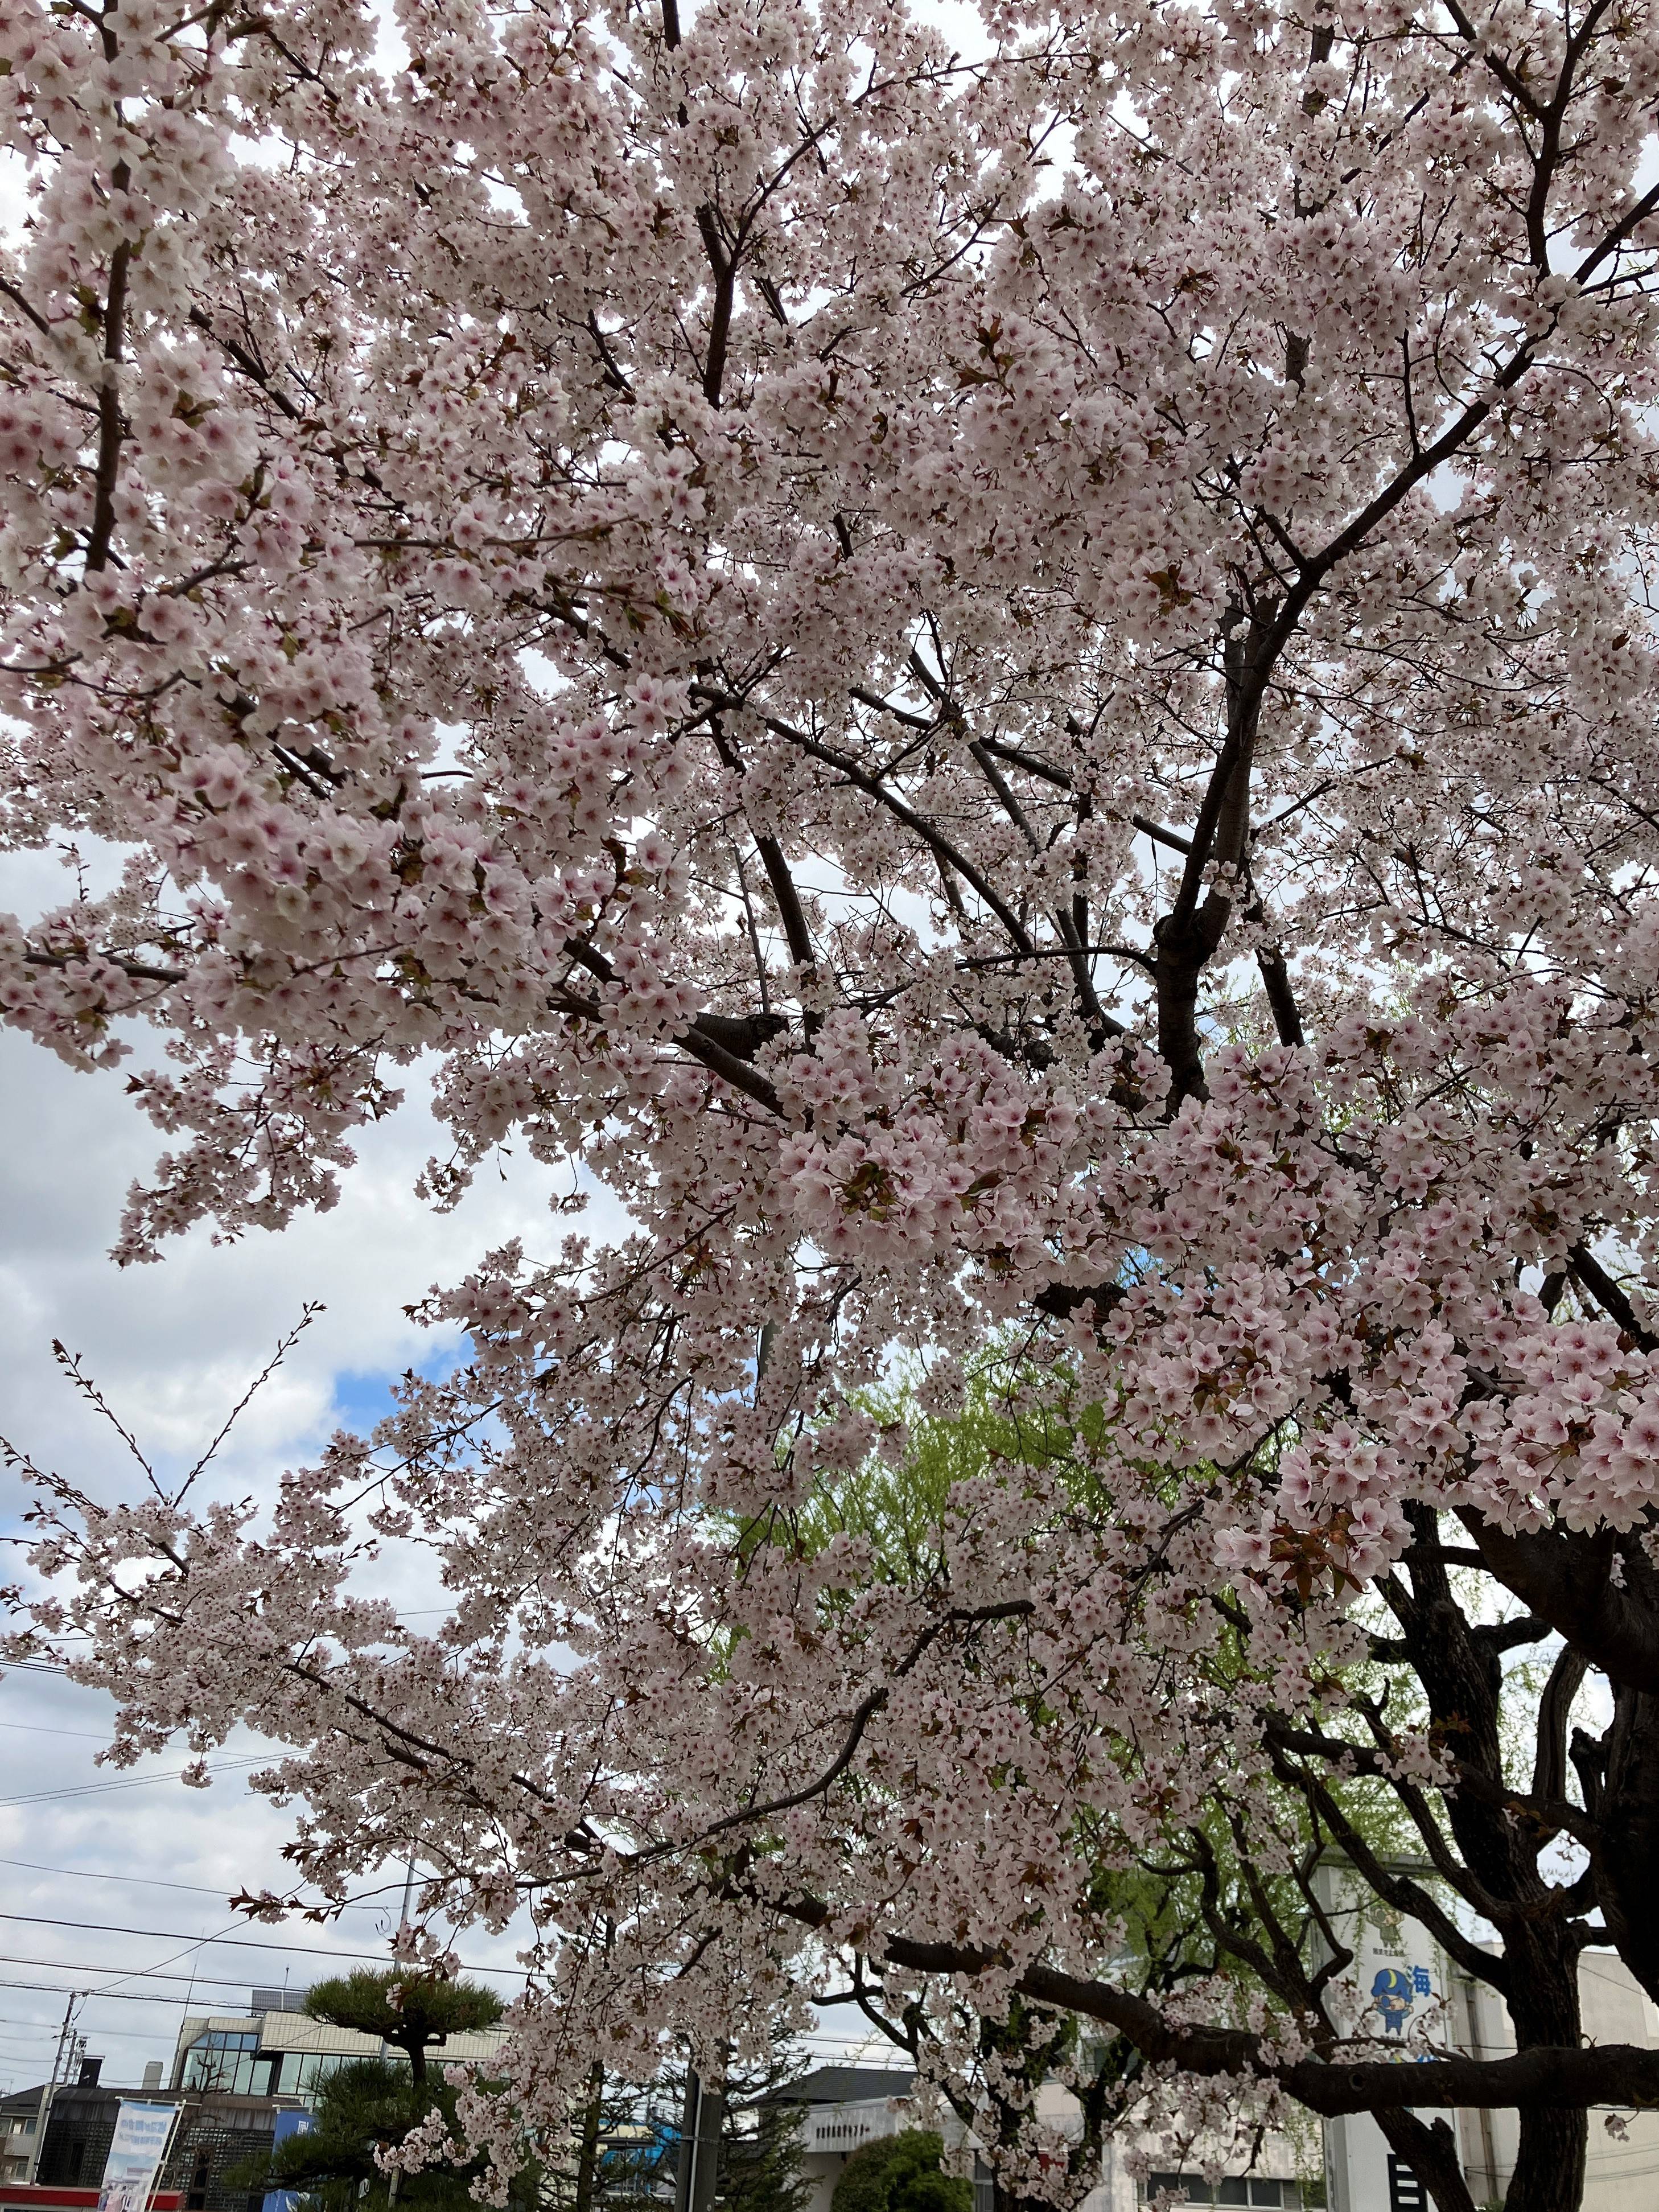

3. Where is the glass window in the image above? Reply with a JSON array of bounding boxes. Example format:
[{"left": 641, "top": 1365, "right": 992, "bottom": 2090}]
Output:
[
  {"left": 1145, "top": 2182, "right": 1296, "bottom": 2209},
  {"left": 181, "top": 2032, "right": 261, "bottom": 2094}
]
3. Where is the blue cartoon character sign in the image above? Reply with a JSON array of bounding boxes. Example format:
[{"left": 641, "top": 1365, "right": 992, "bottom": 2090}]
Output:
[{"left": 1372, "top": 1964, "right": 1434, "bottom": 2036}]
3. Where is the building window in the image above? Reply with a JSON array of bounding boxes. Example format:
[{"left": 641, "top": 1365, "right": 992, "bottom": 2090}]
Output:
[
  {"left": 1144, "top": 2180, "right": 1298, "bottom": 2208},
  {"left": 181, "top": 2033, "right": 262, "bottom": 2096},
  {"left": 1385, "top": 2158, "right": 1426, "bottom": 2212}
]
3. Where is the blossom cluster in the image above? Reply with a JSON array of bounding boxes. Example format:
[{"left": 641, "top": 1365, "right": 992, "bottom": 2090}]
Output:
[{"left": 6, "top": 0, "right": 1659, "bottom": 2185}]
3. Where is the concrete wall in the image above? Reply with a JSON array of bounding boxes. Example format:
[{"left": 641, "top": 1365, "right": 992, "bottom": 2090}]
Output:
[
  {"left": 1579, "top": 1951, "right": 1659, "bottom": 2212},
  {"left": 1447, "top": 1947, "right": 1659, "bottom": 2211}
]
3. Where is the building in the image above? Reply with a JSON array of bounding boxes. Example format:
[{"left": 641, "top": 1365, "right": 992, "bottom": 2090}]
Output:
[
  {"left": 1, "top": 2087, "right": 46, "bottom": 2188},
  {"left": 1315, "top": 1864, "right": 1659, "bottom": 2212},
  {"left": 14, "top": 2078, "right": 287, "bottom": 2212},
  {"left": 171, "top": 1988, "right": 508, "bottom": 2108},
  {"left": 764, "top": 2068, "right": 919, "bottom": 2212},
  {"left": 0, "top": 1988, "right": 509, "bottom": 2212},
  {"left": 1442, "top": 1945, "right": 1659, "bottom": 2212},
  {"left": 767, "top": 2067, "right": 1310, "bottom": 2212}
]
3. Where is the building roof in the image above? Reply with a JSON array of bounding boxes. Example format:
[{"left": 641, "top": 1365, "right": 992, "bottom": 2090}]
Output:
[
  {"left": 174, "top": 2012, "right": 507, "bottom": 2061},
  {"left": 762, "top": 2067, "right": 915, "bottom": 2107}
]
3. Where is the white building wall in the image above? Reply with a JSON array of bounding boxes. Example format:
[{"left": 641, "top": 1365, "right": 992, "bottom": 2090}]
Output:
[
  {"left": 1578, "top": 1951, "right": 1659, "bottom": 2212},
  {"left": 798, "top": 2096, "right": 912, "bottom": 2212},
  {"left": 1348, "top": 1938, "right": 1659, "bottom": 2212}
]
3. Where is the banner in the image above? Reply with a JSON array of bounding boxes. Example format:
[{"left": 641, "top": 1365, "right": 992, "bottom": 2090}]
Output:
[
  {"left": 1311, "top": 1863, "right": 1464, "bottom": 2212},
  {"left": 261, "top": 2104, "right": 313, "bottom": 2212},
  {"left": 97, "top": 2102, "right": 178, "bottom": 2212}
]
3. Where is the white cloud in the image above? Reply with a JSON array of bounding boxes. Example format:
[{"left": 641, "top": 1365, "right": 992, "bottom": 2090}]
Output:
[
  {"left": 0, "top": 1017, "right": 627, "bottom": 1491},
  {"left": 0, "top": 946, "right": 616, "bottom": 2091}
]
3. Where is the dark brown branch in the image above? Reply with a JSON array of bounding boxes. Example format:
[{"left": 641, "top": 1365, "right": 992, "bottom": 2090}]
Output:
[
  {"left": 1133, "top": 813, "right": 1192, "bottom": 854},
  {"left": 1256, "top": 943, "right": 1304, "bottom": 1047},
  {"left": 1534, "top": 1642, "right": 1590, "bottom": 1807},
  {"left": 1566, "top": 1243, "right": 1658, "bottom": 1353},
  {"left": 689, "top": 682, "right": 1043, "bottom": 961},
  {"left": 187, "top": 309, "right": 304, "bottom": 422},
  {"left": 25, "top": 947, "right": 184, "bottom": 987},
  {"left": 85, "top": 241, "right": 131, "bottom": 574},
  {"left": 586, "top": 311, "right": 636, "bottom": 398},
  {"left": 690, "top": 1600, "right": 1032, "bottom": 1847},
  {"left": 0, "top": 274, "right": 53, "bottom": 340},
  {"left": 850, "top": 684, "right": 936, "bottom": 734},
  {"left": 1262, "top": 1720, "right": 1521, "bottom": 1979},
  {"left": 777, "top": 1894, "right": 1659, "bottom": 2112},
  {"left": 706, "top": 718, "right": 817, "bottom": 982},
  {"left": 563, "top": 939, "right": 783, "bottom": 1113},
  {"left": 696, "top": 207, "right": 735, "bottom": 408},
  {"left": 1459, "top": 1514, "right": 1659, "bottom": 1694},
  {"left": 981, "top": 738, "right": 1071, "bottom": 789}
]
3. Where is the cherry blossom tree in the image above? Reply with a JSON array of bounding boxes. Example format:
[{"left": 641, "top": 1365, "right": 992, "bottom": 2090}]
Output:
[{"left": 5, "top": 0, "right": 1659, "bottom": 2205}]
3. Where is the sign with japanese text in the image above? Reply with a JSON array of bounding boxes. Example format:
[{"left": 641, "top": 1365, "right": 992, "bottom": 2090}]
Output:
[{"left": 97, "top": 2102, "right": 178, "bottom": 2212}]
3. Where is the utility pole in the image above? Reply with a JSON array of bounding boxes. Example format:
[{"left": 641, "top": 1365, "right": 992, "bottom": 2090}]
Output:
[
  {"left": 672, "top": 2073, "right": 701, "bottom": 2212},
  {"left": 26, "top": 1992, "right": 82, "bottom": 2184},
  {"left": 672, "top": 2060, "right": 724, "bottom": 2212},
  {"left": 571, "top": 2062, "right": 605, "bottom": 2212}
]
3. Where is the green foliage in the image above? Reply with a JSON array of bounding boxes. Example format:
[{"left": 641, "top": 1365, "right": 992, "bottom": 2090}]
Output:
[
  {"left": 546, "top": 2055, "right": 810, "bottom": 2212},
  {"left": 715, "top": 2089, "right": 810, "bottom": 2212},
  {"left": 830, "top": 2132, "right": 970, "bottom": 2212},
  {"left": 228, "top": 2058, "right": 537, "bottom": 2212},
  {"left": 304, "top": 1967, "right": 504, "bottom": 2083},
  {"left": 787, "top": 1352, "right": 1104, "bottom": 1574},
  {"left": 544, "top": 2066, "right": 674, "bottom": 2212},
  {"left": 763, "top": 1350, "right": 1432, "bottom": 2045}
]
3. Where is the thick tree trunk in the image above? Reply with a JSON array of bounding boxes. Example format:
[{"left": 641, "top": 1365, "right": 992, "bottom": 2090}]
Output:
[
  {"left": 1501, "top": 1969, "right": 1588, "bottom": 2212},
  {"left": 1389, "top": 1509, "right": 1592, "bottom": 2212},
  {"left": 1584, "top": 1684, "right": 1659, "bottom": 2008},
  {"left": 573, "top": 2062, "right": 604, "bottom": 2212}
]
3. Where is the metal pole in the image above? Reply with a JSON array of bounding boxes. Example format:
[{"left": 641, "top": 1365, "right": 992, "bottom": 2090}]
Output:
[
  {"left": 672, "top": 2055, "right": 724, "bottom": 2212},
  {"left": 672, "top": 2072, "right": 701, "bottom": 2212},
  {"left": 26, "top": 1992, "right": 81, "bottom": 2184},
  {"left": 688, "top": 2070, "right": 723, "bottom": 2212}
]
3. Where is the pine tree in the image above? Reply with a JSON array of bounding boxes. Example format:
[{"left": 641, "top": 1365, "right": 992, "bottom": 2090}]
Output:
[
  {"left": 657, "top": 2054, "right": 810, "bottom": 2212},
  {"left": 303, "top": 1970, "right": 505, "bottom": 2088},
  {"left": 230, "top": 2058, "right": 540, "bottom": 2212}
]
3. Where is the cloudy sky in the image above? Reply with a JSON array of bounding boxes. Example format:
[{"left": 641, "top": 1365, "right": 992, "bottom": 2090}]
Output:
[
  {"left": 0, "top": 827, "right": 573, "bottom": 2093},
  {"left": 0, "top": 844, "right": 870, "bottom": 2096}
]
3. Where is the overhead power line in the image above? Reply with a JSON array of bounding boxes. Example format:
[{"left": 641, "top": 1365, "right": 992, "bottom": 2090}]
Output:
[
  {"left": 0, "top": 1950, "right": 355, "bottom": 1994},
  {"left": 0, "top": 1852, "right": 409, "bottom": 1914},
  {"left": 0, "top": 1758, "right": 265, "bottom": 1809},
  {"left": 0, "top": 1976, "right": 228, "bottom": 2008},
  {"left": 0, "top": 1720, "right": 128, "bottom": 1744},
  {"left": 0, "top": 1915, "right": 526, "bottom": 1979}
]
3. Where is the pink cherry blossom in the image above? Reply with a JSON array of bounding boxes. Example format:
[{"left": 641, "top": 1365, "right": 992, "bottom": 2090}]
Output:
[{"left": 6, "top": 0, "right": 1659, "bottom": 2202}]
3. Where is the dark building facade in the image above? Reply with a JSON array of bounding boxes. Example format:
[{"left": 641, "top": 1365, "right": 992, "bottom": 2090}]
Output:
[{"left": 35, "top": 2087, "right": 289, "bottom": 2212}]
